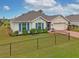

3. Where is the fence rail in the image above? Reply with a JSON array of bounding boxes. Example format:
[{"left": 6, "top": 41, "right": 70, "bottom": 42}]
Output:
[{"left": 0, "top": 33, "right": 70, "bottom": 57}]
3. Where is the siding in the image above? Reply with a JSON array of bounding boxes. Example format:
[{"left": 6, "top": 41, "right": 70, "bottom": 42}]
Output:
[
  {"left": 51, "top": 16, "right": 68, "bottom": 30},
  {"left": 70, "top": 22, "right": 79, "bottom": 26},
  {"left": 32, "top": 17, "right": 47, "bottom": 29},
  {"left": 10, "top": 21, "right": 19, "bottom": 32}
]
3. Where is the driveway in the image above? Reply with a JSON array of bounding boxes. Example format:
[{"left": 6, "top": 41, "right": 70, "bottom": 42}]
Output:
[
  {"left": 49, "top": 30, "right": 79, "bottom": 38},
  {"left": 67, "top": 31, "right": 79, "bottom": 38}
]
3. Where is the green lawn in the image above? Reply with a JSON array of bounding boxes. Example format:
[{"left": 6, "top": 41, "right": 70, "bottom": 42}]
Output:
[
  {"left": 70, "top": 25, "right": 79, "bottom": 32},
  {"left": 0, "top": 26, "right": 79, "bottom": 58}
]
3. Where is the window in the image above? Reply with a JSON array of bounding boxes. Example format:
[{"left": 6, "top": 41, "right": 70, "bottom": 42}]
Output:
[
  {"left": 22, "top": 23, "right": 26, "bottom": 32},
  {"left": 38, "top": 23, "right": 41, "bottom": 29},
  {"left": 36, "top": 23, "right": 44, "bottom": 29}
]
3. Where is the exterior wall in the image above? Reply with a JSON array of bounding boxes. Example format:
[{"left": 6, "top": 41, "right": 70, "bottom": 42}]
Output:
[
  {"left": 70, "top": 22, "right": 79, "bottom": 26},
  {"left": 51, "top": 16, "right": 68, "bottom": 30},
  {"left": 10, "top": 21, "right": 19, "bottom": 32},
  {"left": 10, "top": 17, "right": 47, "bottom": 34},
  {"left": 10, "top": 21, "right": 32, "bottom": 34},
  {"left": 32, "top": 17, "right": 47, "bottom": 29}
]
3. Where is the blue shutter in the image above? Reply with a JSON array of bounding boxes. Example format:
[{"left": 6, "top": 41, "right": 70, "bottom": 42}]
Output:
[
  {"left": 36, "top": 23, "right": 38, "bottom": 29},
  {"left": 26, "top": 23, "right": 27, "bottom": 31},
  {"left": 19, "top": 23, "right": 21, "bottom": 32},
  {"left": 27, "top": 23, "right": 29, "bottom": 31},
  {"left": 42, "top": 23, "right": 44, "bottom": 29},
  {"left": 26, "top": 23, "right": 29, "bottom": 31}
]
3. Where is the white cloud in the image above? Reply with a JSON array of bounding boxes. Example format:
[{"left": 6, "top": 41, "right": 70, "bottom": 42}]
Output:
[
  {"left": 24, "top": 0, "right": 79, "bottom": 16},
  {"left": 63, "top": 4, "right": 79, "bottom": 15},
  {"left": 24, "top": 0, "right": 56, "bottom": 8},
  {"left": 66, "top": 4, "right": 79, "bottom": 10},
  {"left": 3, "top": 5, "right": 10, "bottom": 11}
]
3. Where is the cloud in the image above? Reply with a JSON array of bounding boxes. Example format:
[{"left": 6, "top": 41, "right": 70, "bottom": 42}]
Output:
[
  {"left": 41, "top": 4, "right": 64, "bottom": 16},
  {"left": 24, "top": 0, "right": 56, "bottom": 8},
  {"left": 3, "top": 5, "right": 10, "bottom": 11},
  {"left": 63, "top": 4, "right": 79, "bottom": 15},
  {"left": 24, "top": 0, "right": 79, "bottom": 16}
]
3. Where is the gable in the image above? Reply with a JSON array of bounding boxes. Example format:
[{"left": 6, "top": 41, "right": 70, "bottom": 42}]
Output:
[
  {"left": 51, "top": 16, "right": 68, "bottom": 24},
  {"left": 32, "top": 16, "right": 47, "bottom": 23}
]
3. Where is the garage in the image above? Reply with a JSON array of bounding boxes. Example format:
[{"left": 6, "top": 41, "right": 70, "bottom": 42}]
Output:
[
  {"left": 53, "top": 23, "right": 68, "bottom": 30},
  {"left": 50, "top": 16, "right": 69, "bottom": 31}
]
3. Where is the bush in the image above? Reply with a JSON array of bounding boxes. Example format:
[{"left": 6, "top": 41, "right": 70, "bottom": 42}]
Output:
[
  {"left": 22, "top": 30, "right": 28, "bottom": 35},
  {"left": 30, "top": 29, "right": 48, "bottom": 34},
  {"left": 30, "top": 29, "right": 38, "bottom": 34},
  {"left": 10, "top": 31, "right": 18, "bottom": 36},
  {"left": 37, "top": 29, "right": 43, "bottom": 33},
  {"left": 43, "top": 29, "right": 48, "bottom": 33}
]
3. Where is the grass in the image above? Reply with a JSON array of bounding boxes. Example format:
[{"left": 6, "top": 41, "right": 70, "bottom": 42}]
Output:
[
  {"left": 70, "top": 25, "right": 79, "bottom": 32},
  {"left": 70, "top": 28, "right": 79, "bottom": 32},
  {"left": 0, "top": 25, "right": 79, "bottom": 58}
]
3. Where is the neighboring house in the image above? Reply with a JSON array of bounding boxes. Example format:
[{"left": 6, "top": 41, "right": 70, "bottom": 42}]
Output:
[
  {"left": 10, "top": 10, "right": 69, "bottom": 34},
  {"left": 66, "top": 15, "right": 79, "bottom": 26},
  {"left": 0, "top": 19, "right": 3, "bottom": 26}
]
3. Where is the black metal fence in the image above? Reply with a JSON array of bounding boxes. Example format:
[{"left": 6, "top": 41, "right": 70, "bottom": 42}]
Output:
[{"left": 0, "top": 33, "right": 70, "bottom": 57}]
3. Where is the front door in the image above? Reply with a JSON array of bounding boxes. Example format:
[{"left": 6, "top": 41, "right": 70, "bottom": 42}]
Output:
[{"left": 47, "top": 22, "right": 51, "bottom": 30}]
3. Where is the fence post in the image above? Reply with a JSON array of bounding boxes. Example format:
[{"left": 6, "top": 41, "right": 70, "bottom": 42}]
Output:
[
  {"left": 37, "top": 38, "right": 39, "bottom": 49},
  {"left": 10, "top": 43, "right": 12, "bottom": 56},
  {"left": 54, "top": 31, "right": 56, "bottom": 45},
  {"left": 68, "top": 32, "right": 70, "bottom": 40},
  {"left": 68, "top": 21, "right": 70, "bottom": 40}
]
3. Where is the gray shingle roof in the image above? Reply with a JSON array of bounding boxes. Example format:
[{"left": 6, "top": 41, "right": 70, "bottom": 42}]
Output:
[
  {"left": 42, "top": 15, "right": 58, "bottom": 22},
  {"left": 66, "top": 15, "right": 79, "bottom": 22},
  {"left": 12, "top": 10, "right": 46, "bottom": 22},
  {"left": 11, "top": 10, "right": 64, "bottom": 22}
]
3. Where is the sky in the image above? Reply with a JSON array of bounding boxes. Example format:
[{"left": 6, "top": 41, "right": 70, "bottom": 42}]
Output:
[{"left": 0, "top": 0, "right": 79, "bottom": 19}]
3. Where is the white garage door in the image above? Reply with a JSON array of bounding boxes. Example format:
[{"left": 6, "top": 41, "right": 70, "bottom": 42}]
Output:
[{"left": 53, "top": 23, "right": 67, "bottom": 30}]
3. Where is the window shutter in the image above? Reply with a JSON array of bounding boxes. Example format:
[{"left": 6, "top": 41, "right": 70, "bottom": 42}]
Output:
[
  {"left": 36, "top": 23, "right": 38, "bottom": 29},
  {"left": 42, "top": 23, "right": 44, "bottom": 29},
  {"left": 27, "top": 23, "right": 29, "bottom": 31},
  {"left": 19, "top": 23, "right": 21, "bottom": 32}
]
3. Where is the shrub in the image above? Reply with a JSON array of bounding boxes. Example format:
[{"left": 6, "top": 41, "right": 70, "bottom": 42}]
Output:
[
  {"left": 30, "top": 29, "right": 38, "bottom": 34},
  {"left": 10, "top": 31, "right": 18, "bottom": 36},
  {"left": 37, "top": 29, "right": 43, "bottom": 33},
  {"left": 43, "top": 29, "right": 48, "bottom": 33},
  {"left": 22, "top": 31, "right": 28, "bottom": 35},
  {"left": 14, "top": 31, "right": 18, "bottom": 35}
]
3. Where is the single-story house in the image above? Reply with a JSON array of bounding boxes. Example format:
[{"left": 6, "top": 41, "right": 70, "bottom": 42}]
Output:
[
  {"left": 10, "top": 10, "right": 69, "bottom": 34},
  {"left": 66, "top": 15, "right": 79, "bottom": 26}
]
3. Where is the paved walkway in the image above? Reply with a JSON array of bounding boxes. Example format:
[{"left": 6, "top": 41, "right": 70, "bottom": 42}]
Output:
[{"left": 49, "top": 30, "right": 79, "bottom": 38}]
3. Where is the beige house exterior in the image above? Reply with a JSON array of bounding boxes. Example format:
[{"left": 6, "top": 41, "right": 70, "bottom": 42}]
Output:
[
  {"left": 10, "top": 16, "right": 47, "bottom": 34},
  {"left": 50, "top": 16, "right": 68, "bottom": 30},
  {"left": 10, "top": 10, "right": 69, "bottom": 34}
]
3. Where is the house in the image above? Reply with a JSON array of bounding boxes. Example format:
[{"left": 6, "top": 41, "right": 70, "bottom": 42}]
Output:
[
  {"left": 10, "top": 10, "right": 69, "bottom": 34},
  {"left": 43, "top": 15, "right": 69, "bottom": 30},
  {"left": 0, "top": 19, "right": 3, "bottom": 26},
  {"left": 66, "top": 15, "right": 79, "bottom": 26},
  {"left": 10, "top": 10, "right": 48, "bottom": 34}
]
